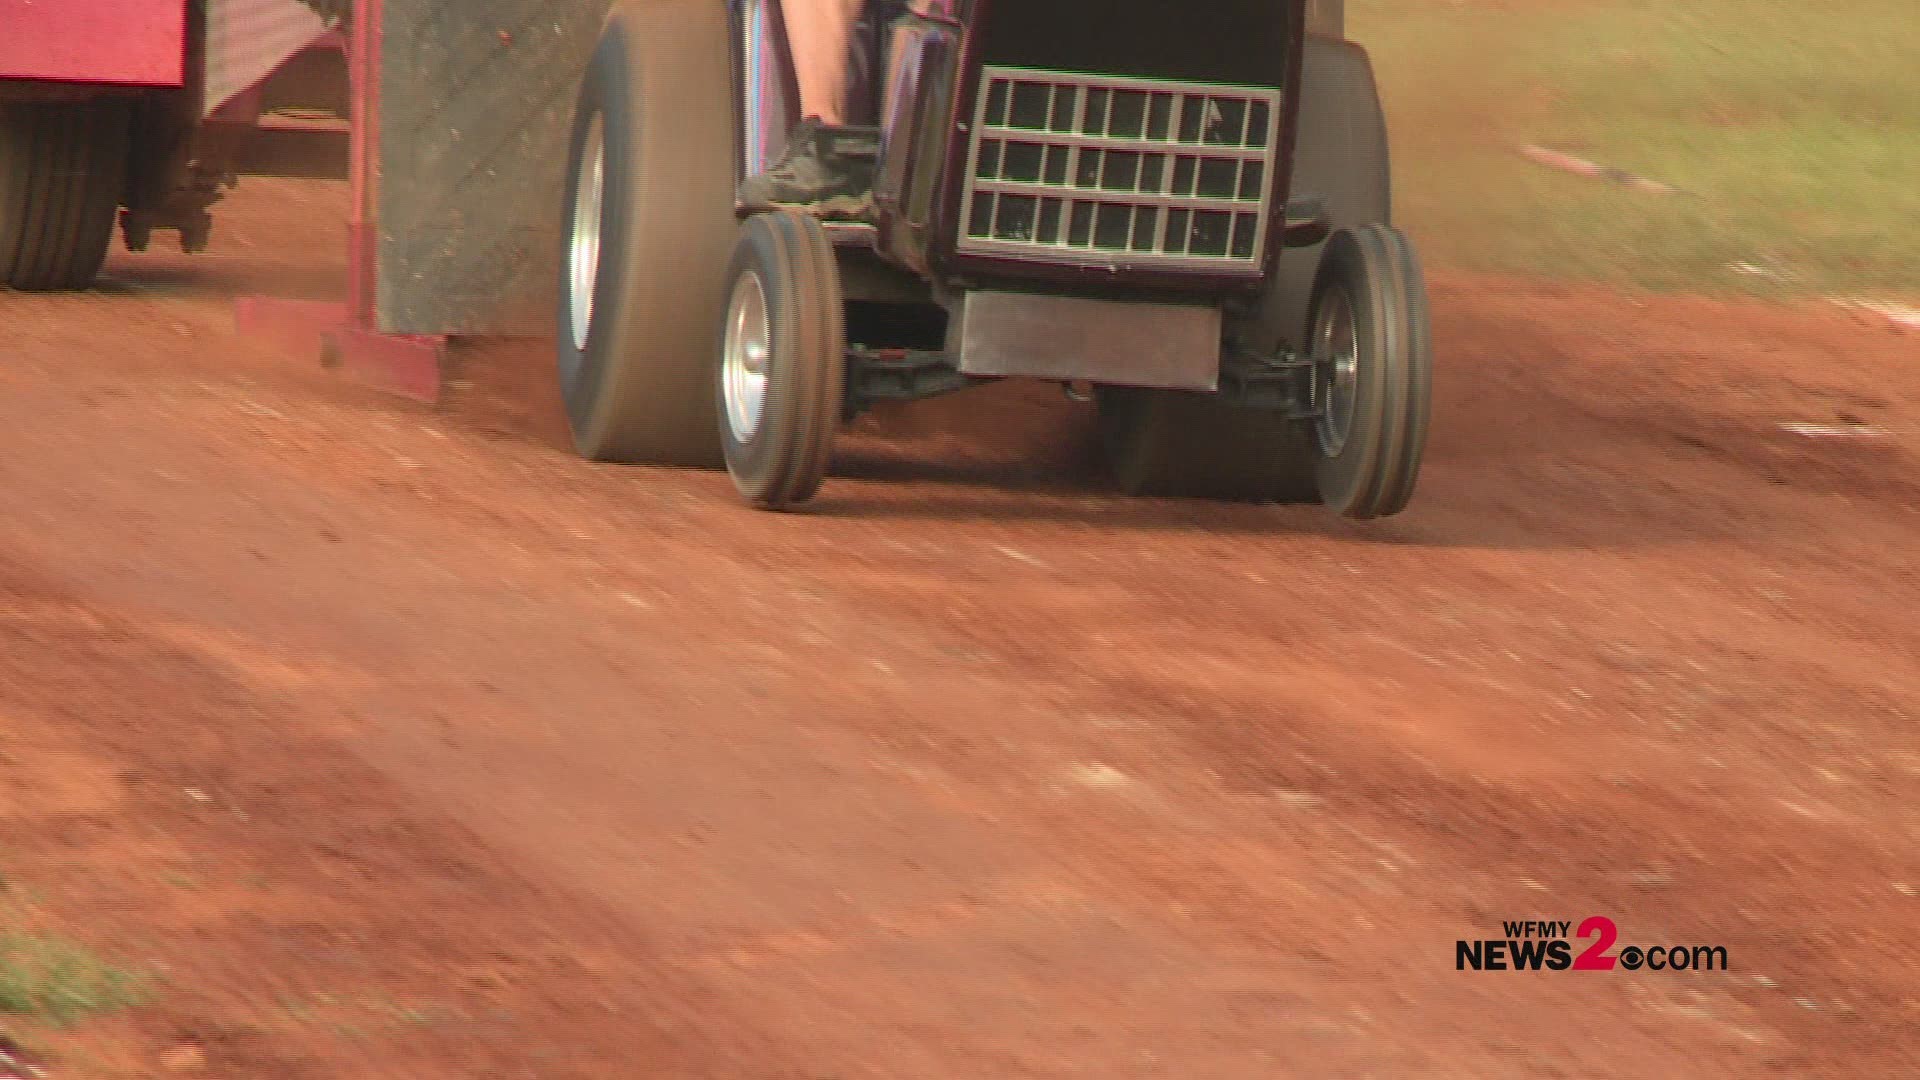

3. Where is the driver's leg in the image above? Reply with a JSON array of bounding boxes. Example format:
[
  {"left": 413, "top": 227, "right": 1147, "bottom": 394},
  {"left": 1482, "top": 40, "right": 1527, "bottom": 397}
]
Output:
[
  {"left": 787, "top": 0, "right": 865, "bottom": 125},
  {"left": 739, "top": 0, "right": 876, "bottom": 217}
]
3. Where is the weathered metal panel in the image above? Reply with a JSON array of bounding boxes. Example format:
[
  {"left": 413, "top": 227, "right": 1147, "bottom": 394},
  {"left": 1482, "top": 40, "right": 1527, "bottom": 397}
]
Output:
[
  {"left": 373, "top": 0, "right": 611, "bottom": 335},
  {"left": 954, "top": 290, "right": 1223, "bottom": 392},
  {"left": 203, "top": 0, "right": 330, "bottom": 115},
  {"left": 0, "top": 0, "right": 188, "bottom": 87}
]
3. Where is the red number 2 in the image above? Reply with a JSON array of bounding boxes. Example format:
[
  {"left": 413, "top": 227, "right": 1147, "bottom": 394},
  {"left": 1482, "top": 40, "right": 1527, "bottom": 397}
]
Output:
[{"left": 1573, "top": 916, "right": 1618, "bottom": 970}]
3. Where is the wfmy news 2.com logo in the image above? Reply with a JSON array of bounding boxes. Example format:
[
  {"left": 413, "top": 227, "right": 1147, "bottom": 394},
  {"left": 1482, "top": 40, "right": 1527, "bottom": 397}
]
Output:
[{"left": 1457, "top": 917, "right": 1728, "bottom": 972}]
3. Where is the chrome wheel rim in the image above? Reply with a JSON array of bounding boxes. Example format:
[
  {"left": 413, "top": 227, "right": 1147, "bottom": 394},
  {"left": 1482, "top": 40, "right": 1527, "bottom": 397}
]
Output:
[
  {"left": 722, "top": 270, "right": 771, "bottom": 443},
  {"left": 567, "top": 114, "right": 605, "bottom": 356},
  {"left": 1314, "top": 286, "right": 1359, "bottom": 457}
]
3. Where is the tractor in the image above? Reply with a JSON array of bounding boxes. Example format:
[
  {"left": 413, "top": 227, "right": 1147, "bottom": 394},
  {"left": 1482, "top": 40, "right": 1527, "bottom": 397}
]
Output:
[{"left": 556, "top": 0, "right": 1427, "bottom": 517}]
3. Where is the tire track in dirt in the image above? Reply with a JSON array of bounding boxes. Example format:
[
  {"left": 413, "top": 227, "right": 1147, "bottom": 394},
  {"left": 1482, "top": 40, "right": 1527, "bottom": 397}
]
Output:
[
  {"left": 0, "top": 180, "right": 1915, "bottom": 1076},
  {"left": 0, "top": 556, "right": 783, "bottom": 1078}
]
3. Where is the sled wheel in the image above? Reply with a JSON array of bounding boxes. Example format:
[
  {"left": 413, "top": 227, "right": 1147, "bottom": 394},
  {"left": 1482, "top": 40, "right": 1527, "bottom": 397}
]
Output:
[
  {"left": 1307, "top": 224, "right": 1431, "bottom": 519},
  {"left": 0, "top": 100, "right": 131, "bottom": 291},
  {"left": 716, "top": 210, "right": 845, "bottom": 510},
  {"left": 556, "top": 0, "right": 734, "bottom": 465}
]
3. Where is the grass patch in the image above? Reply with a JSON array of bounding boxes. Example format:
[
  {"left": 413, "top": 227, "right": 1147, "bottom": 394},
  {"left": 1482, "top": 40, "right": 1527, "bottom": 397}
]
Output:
[
  {"left": 0, "top": 933, "right": 149, "bottom": 1026},
  {"left": 1356, "top": 0, "right": 1920, "bottom": 297}
]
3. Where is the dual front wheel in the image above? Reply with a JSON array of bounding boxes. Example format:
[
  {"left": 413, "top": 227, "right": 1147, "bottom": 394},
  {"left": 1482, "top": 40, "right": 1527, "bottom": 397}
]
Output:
[
  {"left": 1307, "top": 224, "right": 1431, "bottom": 520},
  {"left": 716, "top": 211, "right": 844, "bottom": 508}
]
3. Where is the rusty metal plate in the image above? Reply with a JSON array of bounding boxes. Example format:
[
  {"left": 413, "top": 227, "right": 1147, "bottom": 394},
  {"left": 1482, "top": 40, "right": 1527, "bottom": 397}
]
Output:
[{"left": 954, "top": 290, "right": 1222, "bottom": 391}]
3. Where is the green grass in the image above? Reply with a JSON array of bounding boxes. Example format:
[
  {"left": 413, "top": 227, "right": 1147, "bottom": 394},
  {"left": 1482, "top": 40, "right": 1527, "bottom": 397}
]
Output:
[
  {"left": 1355, "top": 0, "right": 1920, "bottom": 298},
  {"left": 0, "top": 933, "right": 149, "bottom": 1026}
]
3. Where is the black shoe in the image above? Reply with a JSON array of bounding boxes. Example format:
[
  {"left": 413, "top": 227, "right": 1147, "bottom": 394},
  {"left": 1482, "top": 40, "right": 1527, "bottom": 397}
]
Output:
[{"left": 738, "top": 120, "right": 878, "bottom": 221}]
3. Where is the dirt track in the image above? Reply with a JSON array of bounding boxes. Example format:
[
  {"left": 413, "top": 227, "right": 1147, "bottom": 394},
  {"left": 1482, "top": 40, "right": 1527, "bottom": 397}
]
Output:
[{"left": 1, "top": 179, "right": 1916, "bottom": 1078}]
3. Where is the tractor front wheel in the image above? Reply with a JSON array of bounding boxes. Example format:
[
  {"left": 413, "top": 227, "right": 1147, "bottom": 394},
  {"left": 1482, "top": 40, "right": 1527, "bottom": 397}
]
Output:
[
  {"left": 716, "top": 211, "right": 845, "bottom": 510},
  {"left": 1306, "top": 224, "right": 1432, "bottom": 519}
]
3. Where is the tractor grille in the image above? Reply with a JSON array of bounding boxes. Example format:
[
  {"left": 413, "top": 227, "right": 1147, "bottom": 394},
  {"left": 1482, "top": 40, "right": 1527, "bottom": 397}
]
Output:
[{"left": 958, "top": 67, "right": 1283, "bottom": 273}]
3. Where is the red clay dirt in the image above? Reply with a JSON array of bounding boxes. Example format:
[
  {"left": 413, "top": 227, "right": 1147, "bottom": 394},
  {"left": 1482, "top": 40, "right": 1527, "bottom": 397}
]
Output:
[{"left": 0, "top": 179, "right": 1916, "bottom": 1078}]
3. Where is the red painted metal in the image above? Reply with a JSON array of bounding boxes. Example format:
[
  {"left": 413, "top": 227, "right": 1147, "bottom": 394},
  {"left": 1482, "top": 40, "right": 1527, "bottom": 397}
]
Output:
[
  {"left": 234, "top": 297, "right": 445, "bottom": 403},
  {"left": 346, "top": 0, "right": 378, "bottom": 325},
  {"left": 234, "top": 0, "right": 447, "bottom": 402},
  {"left": 324, "top": 327, "right": 446, "bottom": 402},
  {"left": 0, "top": 0, "right": 188, "bottom": 87}
]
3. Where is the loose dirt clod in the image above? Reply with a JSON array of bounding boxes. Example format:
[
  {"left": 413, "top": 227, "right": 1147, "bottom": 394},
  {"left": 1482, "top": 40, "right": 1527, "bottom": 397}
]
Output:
[{"left": 159, "top": 1044, "right": 205, "bottom": 1072}]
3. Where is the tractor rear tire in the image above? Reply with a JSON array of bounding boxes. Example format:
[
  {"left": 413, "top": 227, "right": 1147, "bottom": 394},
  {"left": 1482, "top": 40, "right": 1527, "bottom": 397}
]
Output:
[
  {"left": 1306, "top": 224, "right": 1431, "bottom": 520},
  {"left": 555, "top": 0, "right": 734, "bottom": 466},
  {"left": 1098, "top": 386, "right": 1320, "bottom": 503},
  {"left": 1242, "top": 35, "right": 1391, "bottom": 360},
  {"left": 1306, "top": 0, "right": 1345, "bottom": 38},
  {"left": 0, "top": 100, "right": 131, "bottom": 291}
]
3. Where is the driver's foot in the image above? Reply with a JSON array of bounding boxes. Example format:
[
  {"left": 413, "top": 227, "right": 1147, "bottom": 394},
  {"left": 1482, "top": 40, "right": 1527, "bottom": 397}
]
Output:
[{"left": 738, "top": 120, "right": 878, "bottom": 221}]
